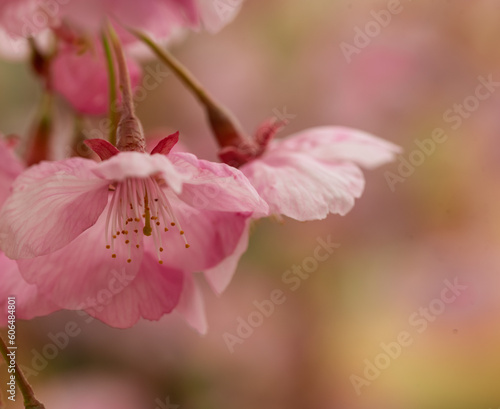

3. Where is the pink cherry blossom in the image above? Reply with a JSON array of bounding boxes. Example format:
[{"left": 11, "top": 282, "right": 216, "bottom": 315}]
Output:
[
  {"left": 0, "top": 0, "right": 241, "bottom": 55},
  {"left": 59, "top": 0, "right": 198, "bottom": 40},
  {"left": 0, "top": 134, "right": 267, "bottom": 328},
  {"left": 58, "top": 0, "right": 243, "bottom": 38},
  {"left": 0, "top": 137, "right": 59, "bottom": 325},
  {"left": 0, "top": 0, "right": 53, "bottom": 40},
  {"left": 239, "top": 126, "right": 400, "bottom": 221}
]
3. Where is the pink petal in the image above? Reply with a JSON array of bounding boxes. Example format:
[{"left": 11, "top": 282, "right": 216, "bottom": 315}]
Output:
[
  {"left": 84, "top": 139, "right": 120, "bottom": 160},
  {"left": 57, "top": 0, "right": 199, "bottom": 40},
  {"left": 92, "top": 152, "right": 186, "bottom": 194},
  {"left": 203, "top": 219, "right": 250, "bottom": 294},
  {"left": 175, "top": 272, "right": 207, "bottom": 334},
  {"left": 150, "top": 131, "right": 179, "bottom": 155},
  {"left": 0, "top": 252, "right": 59, "bottom": 325},
  {"left": 170, "top": 152, "right": 268, "bottom": 215},
  {"left": 0, "top": 138, "right": 24, "bottom": 207},
  {"left": 52, "top": 44, "right": 141, "bottom": 115},
  {"left": 241, "top": 153, "right": 365, "bottom": 221},
  {"left": 112, "top": 0, "right": 200, "bottom": 38},
  {"left": 0, "top": 158, "right": 109, "bottom": 258},
  {"left": 278, "top": 126, "right": 401, "bottom": 169},
  {"left": 17, "top": 206, "right": 143, "bottom": 310},
  {"left": 0, "top": 1, "right": 52, "bottom": 39},
  {"left": 85, "top": 250, "right": 184, "bottom": 328},
  {"left": 159, "top": 192, "right": 251, "bottom": 273}
]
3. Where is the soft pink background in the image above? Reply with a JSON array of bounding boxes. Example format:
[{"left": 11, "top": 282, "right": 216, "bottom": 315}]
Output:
[{"left": 1, "top": 0, "right": 500, "bottom": 408}]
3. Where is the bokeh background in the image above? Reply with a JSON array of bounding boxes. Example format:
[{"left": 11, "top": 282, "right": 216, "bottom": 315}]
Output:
[{"left": 2, "top": 0, "right": 500, "bottom": 408}]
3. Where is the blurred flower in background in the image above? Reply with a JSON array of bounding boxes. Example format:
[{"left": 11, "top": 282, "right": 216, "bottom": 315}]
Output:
[{"left": 2, "top": 0, "right": 500, "bottom": 408}]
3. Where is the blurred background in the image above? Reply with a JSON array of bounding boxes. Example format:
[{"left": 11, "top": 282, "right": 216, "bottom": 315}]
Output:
[{"left": 2, "top": 0, "right": 500, "bottom": 408}]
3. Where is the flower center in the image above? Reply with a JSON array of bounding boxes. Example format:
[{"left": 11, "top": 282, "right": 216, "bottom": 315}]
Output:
[{"left": 105, "top": 177, "right": 189, "bottom": 264}]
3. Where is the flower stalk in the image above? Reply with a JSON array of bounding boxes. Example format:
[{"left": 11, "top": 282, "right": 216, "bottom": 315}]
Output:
[
  {"left": 0, "top": 336, "right": 45, "bottom": 409},
  {"left": 106, "top": 22, "right": 145, "bottom": 152},
  {"left": 101, "top": 30, "right": 119, "bottom": 145},
  {"left": 129, "top": 28, "right": 250, "bottom": 150}
]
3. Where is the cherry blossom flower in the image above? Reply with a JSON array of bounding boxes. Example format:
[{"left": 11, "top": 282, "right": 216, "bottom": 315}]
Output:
[
  {"left": 0, "top": 133, "right": 267, "bottom": 329},
  {"left": 221, "top": 123, "right": 401, "bottom": 221},
  {"left": 0, "top": 137, "right": 59, "bottom": 326},
  {"left": 59, "top": 0, "right": 243, "bottom": 38},
  {"left": 0, "top": 0, "right": 242, "bottom": 53}
]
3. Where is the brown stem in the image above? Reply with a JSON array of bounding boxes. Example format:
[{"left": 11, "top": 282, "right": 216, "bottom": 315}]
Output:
[
  {"left": 129, "top": 28, "right": 249, "bottom": 149},
  {"left": 0, "top": 336, "right": 45, "bottom": 409},
  {"left": 106, "top": 22, "right": 134, "bottom": 118},
  {"left": 106, "top": 22, "right": 145, "bottom": 152}
]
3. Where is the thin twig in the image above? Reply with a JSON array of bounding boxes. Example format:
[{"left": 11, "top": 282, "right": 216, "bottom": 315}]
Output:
[{"left": 0, "top": 336, "right": 45, "bottom": 409}]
